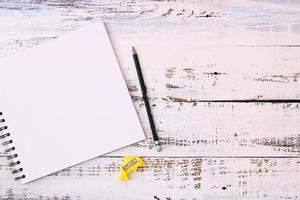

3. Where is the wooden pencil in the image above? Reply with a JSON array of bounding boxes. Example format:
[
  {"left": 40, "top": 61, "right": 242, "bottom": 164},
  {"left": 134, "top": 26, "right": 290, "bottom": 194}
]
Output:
[{"left": 132, "top": 46, "right": 161, "bottom": 152}]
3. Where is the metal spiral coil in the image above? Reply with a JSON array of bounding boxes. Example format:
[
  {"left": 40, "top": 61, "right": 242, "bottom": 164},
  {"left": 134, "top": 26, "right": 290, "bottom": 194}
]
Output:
[{"left": 0, "top": 112, "right": 25, "bottom": 181}]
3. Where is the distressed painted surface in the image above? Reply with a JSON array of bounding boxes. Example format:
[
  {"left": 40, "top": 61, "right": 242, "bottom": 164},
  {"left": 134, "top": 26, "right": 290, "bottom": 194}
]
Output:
[
  {"left": 1, "top": 156, "right": 300, "bottom": 199},
  {"left": 2, "top": 102, "right": 300, "bottom": 157},
  {"left": 117, "top": 45, "right": 300, "bottom": 100},
  {"left": 1, "top": 0, "right": 300, "bottom": 199}
]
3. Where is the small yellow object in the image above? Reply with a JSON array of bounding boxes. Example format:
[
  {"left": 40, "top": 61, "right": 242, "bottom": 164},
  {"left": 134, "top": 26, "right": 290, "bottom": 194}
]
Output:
[{"left": 119, "top": 156, "right": 145, "bottom": 181}]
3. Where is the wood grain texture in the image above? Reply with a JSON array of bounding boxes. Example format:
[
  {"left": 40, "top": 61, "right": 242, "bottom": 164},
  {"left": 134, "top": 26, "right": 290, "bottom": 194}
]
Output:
[
  {"left": 1, "top": 0, "right": 300, "bottom": 199},
  {"left": 1, "top": 156, "right": 300, "bottom": 199},
  {"left": 1, "top": 0, "right": 300, "bottom": 100},
  {"left": 116, "top": 45, "right": 300, "bottom": 100},
  {"left": 2, "top": 101, "right": 300, "bottom": 157}
]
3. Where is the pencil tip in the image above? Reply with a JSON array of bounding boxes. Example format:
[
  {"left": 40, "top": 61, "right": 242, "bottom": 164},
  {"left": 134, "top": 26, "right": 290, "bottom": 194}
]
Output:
[
  {"left": 154, "top": 141, "right": 162, "bottom": 152},
  {"left": 132, "top": 46, "right": 137, "bottom": 54}
]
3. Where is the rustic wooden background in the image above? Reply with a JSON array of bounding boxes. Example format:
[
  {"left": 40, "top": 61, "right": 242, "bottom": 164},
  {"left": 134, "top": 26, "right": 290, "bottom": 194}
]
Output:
[{"left": 1, "top": 0, "right": 300, "bottom": 199}]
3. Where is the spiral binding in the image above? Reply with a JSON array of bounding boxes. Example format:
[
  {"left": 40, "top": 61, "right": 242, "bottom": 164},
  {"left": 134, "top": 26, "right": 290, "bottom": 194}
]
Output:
[{"left": 0, "top": 112, "right": 25, "bottom": 181}]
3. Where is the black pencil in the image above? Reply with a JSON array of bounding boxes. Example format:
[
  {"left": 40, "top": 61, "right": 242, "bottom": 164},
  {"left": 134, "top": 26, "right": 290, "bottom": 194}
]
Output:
[{"left": 132, "top": 46, "right": 161, "bottom": 152}]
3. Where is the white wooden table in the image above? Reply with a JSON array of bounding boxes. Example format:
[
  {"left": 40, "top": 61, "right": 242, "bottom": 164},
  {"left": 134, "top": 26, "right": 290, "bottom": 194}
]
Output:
[{"left": 1, "top": 0, "right": 300, "bottom": 199}]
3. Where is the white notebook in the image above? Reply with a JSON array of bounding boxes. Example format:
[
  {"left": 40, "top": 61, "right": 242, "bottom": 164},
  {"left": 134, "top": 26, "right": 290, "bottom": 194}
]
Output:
[{"left": 0, "top": 22, "right": 145, "bottom": 183}]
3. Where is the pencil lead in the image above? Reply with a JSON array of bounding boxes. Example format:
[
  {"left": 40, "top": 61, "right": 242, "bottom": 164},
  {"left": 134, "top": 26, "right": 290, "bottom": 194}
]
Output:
[{"left": 132, "top": 46, "right": 137, "bottom": 54}]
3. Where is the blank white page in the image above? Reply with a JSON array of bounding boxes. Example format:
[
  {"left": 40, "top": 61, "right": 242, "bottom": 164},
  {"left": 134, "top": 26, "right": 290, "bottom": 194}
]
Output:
[{"left": 0, "top": 22, "right": 145, "bottom": 183}]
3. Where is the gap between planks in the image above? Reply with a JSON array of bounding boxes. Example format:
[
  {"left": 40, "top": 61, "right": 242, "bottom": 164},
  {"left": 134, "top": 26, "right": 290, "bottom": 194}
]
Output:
[
  {"left": 2, "top": 155, "right": 300, "bottom": 159},
  {"left": 161, "top": 98, "right": 300, "bottom": 103}
]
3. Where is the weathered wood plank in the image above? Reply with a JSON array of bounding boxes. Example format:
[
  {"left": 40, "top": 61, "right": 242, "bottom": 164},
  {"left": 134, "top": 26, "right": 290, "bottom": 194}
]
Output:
[
  {"left": 1, "top": 0, "right": 300, "bottom": 56},
  {"left": 1, "top": 1, "right": 300, "bottom": 100},
  {"left": 115, "top": 45, "right": 300, "bottom": 100},
  {"left": 2, "top": 28, "right": 300, "bottom": 100},
  {"left": 1, "top": 102, "right": 300, "bottom": 157},
  {"left": 1, "top": 156, "right": 300, "bottom": 199}
]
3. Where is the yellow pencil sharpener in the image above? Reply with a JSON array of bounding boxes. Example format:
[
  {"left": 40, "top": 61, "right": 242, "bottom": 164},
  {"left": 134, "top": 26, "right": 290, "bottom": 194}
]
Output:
[{"left": 119, "top": 156, "right": 145, "bottom": 181}]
